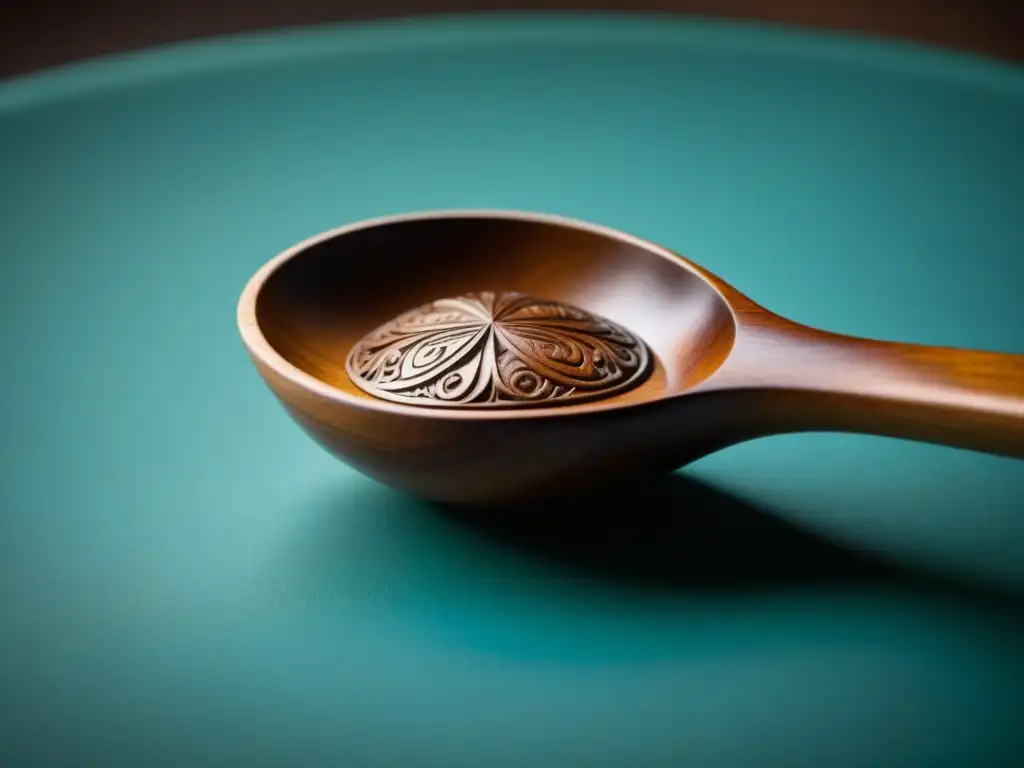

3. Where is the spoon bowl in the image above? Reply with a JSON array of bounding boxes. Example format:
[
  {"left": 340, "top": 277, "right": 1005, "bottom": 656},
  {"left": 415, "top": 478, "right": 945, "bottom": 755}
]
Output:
[{"left": 238, "top": 210, "right": 1024, "bottom": 505}]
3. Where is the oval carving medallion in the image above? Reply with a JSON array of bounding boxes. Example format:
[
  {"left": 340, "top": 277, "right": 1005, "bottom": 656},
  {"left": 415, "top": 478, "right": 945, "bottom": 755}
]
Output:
[{"left": 345, "top": 291, "right": 651, "bottom": 408}]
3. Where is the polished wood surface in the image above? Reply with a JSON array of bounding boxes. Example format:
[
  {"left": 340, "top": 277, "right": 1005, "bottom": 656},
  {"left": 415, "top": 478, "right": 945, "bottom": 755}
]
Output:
[
  {"left": 238, "top": 211, "right": 1024, "bottom": 505},
  {"left": 2, "top": 0, "right": 1022, "bottom": 77}
]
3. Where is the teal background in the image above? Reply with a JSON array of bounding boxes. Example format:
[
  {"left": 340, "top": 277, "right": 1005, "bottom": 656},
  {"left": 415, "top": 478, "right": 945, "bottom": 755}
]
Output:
[{"left": 1, "top": 15, "right": 1022, "bottom": 768}]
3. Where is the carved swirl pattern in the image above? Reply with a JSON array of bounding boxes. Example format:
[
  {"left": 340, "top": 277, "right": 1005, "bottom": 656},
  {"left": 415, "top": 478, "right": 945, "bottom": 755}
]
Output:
[{"left": 346, "top": 291, "right": 651, "bottom": 408}]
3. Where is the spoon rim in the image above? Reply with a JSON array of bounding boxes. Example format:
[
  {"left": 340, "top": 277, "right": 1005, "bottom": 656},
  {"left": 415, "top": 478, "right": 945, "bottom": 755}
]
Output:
[{"left": 237, "top": 208, "right": 739, "bottom": 421}]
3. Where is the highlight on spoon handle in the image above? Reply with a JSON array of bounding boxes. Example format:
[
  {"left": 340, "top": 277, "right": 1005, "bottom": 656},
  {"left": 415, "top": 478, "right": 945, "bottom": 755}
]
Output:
[{"left": 709, "top": 321, "right": 1024, "bottom": 459}]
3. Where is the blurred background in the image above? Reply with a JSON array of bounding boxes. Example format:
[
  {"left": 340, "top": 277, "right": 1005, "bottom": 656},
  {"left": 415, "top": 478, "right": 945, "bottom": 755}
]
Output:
[{"left": 2, "top": 0, "right": 1023, "bottom": 78}]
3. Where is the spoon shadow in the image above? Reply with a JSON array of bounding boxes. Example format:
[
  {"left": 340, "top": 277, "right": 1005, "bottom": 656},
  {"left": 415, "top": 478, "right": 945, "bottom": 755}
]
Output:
[{"left": 432, "top": 472, "right": 1023, "bottom": 608}]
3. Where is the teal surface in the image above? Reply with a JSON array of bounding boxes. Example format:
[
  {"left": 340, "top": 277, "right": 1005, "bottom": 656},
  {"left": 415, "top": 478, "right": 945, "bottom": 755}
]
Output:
[{"left": 1, "top": 14, "right": 1023, "bottom": 768}]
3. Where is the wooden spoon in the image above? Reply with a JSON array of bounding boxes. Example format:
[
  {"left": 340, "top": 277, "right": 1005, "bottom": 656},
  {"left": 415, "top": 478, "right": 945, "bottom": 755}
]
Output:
[{"left": 238, "top": 210, "right": 1024, "bottom": 505}]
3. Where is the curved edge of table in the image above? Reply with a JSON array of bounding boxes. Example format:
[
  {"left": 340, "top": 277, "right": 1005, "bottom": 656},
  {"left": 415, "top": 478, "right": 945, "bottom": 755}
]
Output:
[{"left": 1, "top": 13, "right": 1022, "bottom": 117}]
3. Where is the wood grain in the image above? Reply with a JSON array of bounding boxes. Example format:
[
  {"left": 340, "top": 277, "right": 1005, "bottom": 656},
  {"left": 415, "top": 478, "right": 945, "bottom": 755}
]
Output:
[{"left": 238, "top": 211, "right": 1024, "bottom": 505}]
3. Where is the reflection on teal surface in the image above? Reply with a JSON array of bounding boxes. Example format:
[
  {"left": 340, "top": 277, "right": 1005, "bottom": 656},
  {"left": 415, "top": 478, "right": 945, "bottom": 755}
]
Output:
[{"left": 1, "top": 14, "right": 1022, "bottom": 768}]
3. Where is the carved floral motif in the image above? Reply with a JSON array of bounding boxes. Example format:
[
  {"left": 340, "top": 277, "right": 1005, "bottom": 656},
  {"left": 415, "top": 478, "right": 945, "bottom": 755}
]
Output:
[{"left": 346, "top": 291, "right": 651, "bottom": 408}]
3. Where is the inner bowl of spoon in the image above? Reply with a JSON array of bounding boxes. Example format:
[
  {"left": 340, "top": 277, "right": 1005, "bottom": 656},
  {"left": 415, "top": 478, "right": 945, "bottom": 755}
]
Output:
[{"left": 249, "top": 211, "right": 737, "bottom": 412}]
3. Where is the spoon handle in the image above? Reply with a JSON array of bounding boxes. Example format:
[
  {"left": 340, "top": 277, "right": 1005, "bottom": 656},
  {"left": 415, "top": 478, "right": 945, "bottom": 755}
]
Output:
[{"left": 711, "top": 321, "right": 1024, "bottom": 458}]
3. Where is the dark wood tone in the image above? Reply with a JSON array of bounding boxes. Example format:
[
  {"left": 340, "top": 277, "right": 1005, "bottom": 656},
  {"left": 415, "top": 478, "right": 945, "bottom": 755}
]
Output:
[
  {"left": 237, "top": 211, "right": 1024, "bottom": 506},
  {"left": 2, "top": 0, "right": 1023, "bottom": 78}
]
